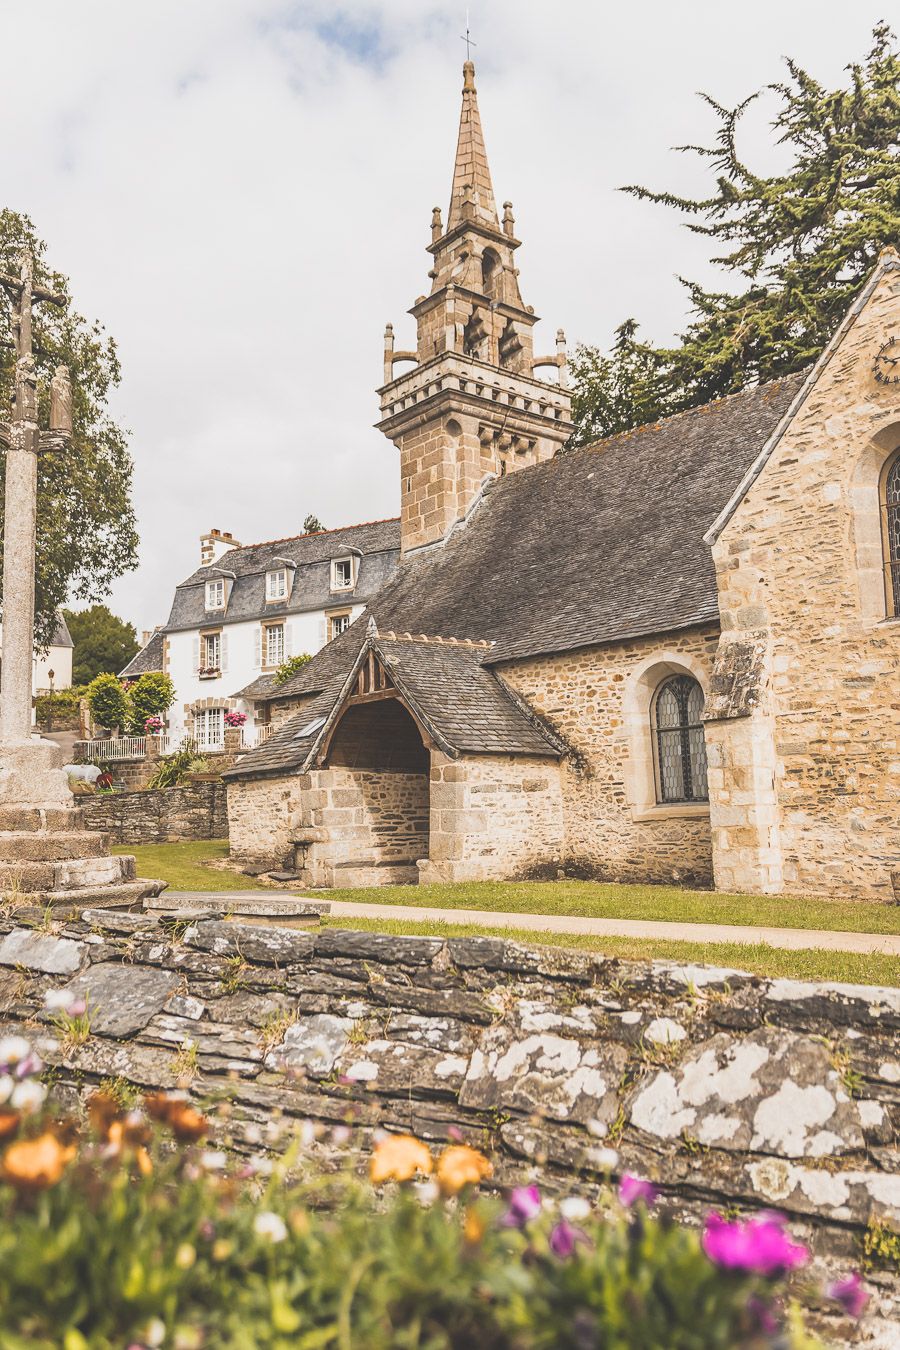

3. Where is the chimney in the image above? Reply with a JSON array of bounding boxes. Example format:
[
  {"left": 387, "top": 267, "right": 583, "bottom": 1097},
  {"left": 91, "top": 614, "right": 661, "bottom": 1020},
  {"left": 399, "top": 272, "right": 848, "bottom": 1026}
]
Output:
[{"left": 200, "top": 528, "right": 241, "bottom": 567}]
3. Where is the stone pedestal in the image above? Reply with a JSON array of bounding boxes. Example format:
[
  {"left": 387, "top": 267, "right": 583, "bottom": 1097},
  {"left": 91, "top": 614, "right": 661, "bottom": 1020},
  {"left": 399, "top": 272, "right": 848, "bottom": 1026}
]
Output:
[{"left": 0, "top": 736, "right": 72, "bottom": 809}]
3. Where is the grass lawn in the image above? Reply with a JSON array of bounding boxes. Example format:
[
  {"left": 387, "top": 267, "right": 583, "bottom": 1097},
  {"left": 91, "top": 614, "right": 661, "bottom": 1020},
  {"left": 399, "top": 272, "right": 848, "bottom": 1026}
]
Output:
[
  {"left": 326, "top": 915, "right": 900, "bottom": 987},
  {"left": 117, "top": 840, "right": 267, "bottom": 892},
  {"left": 115, "top": 840, "right": 900, "bottom": 986},
  {"left": 120, "top": 840, "right": 900, "bottom": 934}
]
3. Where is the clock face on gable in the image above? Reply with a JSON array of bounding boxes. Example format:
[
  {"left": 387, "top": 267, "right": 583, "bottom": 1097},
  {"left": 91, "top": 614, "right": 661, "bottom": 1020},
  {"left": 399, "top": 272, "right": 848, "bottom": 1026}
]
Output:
[{"left": 874, "top": 336, "right": 900, "bottom": 386}]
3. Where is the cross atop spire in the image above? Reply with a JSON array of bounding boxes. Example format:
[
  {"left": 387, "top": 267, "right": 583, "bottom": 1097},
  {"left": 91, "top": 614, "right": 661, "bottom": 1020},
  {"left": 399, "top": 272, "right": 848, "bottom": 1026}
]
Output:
[{"left": 447, "top": 61, "right": 499, "bottom": 233}]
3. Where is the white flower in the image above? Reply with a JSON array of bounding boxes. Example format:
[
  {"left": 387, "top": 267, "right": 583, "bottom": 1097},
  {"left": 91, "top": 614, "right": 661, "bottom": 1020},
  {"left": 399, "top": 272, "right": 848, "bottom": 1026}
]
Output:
[
  {"left": 560, "top": 1196, "right": 592, "bottom": 1222},
  {"left": 0, "top": 1074, "right": 13, "bottom": 1105},
  {"left": 0, "top": 1036, "right": 31, "bottom": 1067},
  {"left": 243, "top": 1122, "right": 262, "bottom": 1146},
  {"left": 587, "top": 1118, "right": 608, "bottom": 1138},
  {"left": 143, "top": 1318, "right": 166, "bottom": 1347},
  {"left": 249, "top": 1153, "right": 273, "bottom": 1177},
  {"left": 413, "top": 1179, "right": 440, "bottom": 1207},
  {"left": 587, "top": 1146, "right": 619, "bottom": 1171},
  {"left": 10, "top": 1079, "right": 46, "bottom": 1114},
  {"left": 43, "top": 988, "right": 82, "bottom": 1013},
  {"left": 200, "top": 1150, "right": 228, "bottom": 1172},
  {"left": 254, "top": 1211, "right": 288, "bottom": 1243}
]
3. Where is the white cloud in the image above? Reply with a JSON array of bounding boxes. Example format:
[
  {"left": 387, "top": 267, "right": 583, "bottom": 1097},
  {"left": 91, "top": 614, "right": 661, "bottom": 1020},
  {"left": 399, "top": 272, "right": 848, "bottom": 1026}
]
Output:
[{"left": 1, "top": 0, "right": 889, "bottom": 630}]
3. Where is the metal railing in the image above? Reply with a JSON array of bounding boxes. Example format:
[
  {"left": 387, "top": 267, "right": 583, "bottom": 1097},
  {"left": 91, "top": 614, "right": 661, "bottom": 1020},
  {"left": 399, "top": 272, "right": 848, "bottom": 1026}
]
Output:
[{"left": 75, "top": 736, "right": 147, "bottom": 762}]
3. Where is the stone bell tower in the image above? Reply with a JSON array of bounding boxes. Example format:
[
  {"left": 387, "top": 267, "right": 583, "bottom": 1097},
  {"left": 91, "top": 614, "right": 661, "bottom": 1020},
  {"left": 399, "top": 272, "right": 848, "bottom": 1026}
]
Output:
[{"left": 378, "top": 61, "right": 572, "bottom": 554}]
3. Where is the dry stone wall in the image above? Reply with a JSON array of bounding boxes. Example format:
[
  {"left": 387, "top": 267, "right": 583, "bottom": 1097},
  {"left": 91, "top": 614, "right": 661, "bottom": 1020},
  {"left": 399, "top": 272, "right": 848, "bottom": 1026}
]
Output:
[
  {"left": 0, "top": 911, "right": 897, "bottom": 1342},
  {"left": 79, "top": 782, "right": 228, "bottom": 844}
]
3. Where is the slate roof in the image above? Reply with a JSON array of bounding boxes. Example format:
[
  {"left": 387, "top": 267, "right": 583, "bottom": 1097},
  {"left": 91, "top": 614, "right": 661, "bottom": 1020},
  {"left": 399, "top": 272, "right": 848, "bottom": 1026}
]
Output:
[
  {"left": 223, "top": 629, "right": 563, "bottom": 780},
  {"left": 163, "top": 519, "right": 400, "bottom": 633},
  {"left": 119, "top": 629, "right": 165, "bottom": 678},
  {"left": 228, "top": 373, "right": 805, "bottom": 780},
  {"left": 51, "top": 613, "right": 73, "bottom": 650}
]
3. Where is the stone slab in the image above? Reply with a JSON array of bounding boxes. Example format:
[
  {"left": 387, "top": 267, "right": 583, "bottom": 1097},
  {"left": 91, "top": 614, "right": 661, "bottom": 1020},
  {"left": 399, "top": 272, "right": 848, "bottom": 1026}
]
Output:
[
  {"left": 60, "top": 962, "right": 181, "bottom": 1038},
  {"left": 0, "top": 927, "right": 85, "bottom": 974}
]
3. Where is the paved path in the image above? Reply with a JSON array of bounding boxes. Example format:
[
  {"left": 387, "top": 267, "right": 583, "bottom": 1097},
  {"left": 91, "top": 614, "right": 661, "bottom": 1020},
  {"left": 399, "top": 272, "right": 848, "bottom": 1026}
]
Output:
[{"left": 162, "top": 891, "right": 900, "bottom": 957}]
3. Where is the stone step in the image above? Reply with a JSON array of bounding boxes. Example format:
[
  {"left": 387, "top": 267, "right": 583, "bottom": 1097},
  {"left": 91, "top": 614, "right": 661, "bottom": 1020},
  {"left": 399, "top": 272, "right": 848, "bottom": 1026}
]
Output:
[
  {"left": 0, "top": 853, "right": 137, "bottom": 893},
  {"left": 327, "top": 863, "right": 420, "bottom": 887},
  {"left": 0, "top": 830, "right": 108, "bottom": 862},
  {"left": 21, "top": 877, "right": 167, "bottom": 918},
  {"left": 0, "top": 806, "right": 84, "bottom": 833}
]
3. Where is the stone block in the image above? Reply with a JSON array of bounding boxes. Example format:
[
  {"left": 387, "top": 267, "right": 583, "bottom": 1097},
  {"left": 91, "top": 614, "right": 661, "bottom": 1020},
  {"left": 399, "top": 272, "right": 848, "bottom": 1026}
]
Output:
[{"left": 0, "top": 928, "right": 85, "bottom": 975}]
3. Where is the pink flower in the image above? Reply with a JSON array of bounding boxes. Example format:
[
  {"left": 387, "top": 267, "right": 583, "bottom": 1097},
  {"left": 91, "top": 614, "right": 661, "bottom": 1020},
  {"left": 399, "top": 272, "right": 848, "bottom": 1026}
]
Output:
[
  {"left": 549, "top": 1219, "right": 589, "bottom": 1259},
  {"left": 702, "top": 1212, "right": 808, "bottom": 1276},
  {"left": 826, "top": 1272, "right": 869, "bottom": 1319},
  {"left": 502, "top": 1185, "right": 542, "bottom": 1227},
  {"left": 618, "top": 1174, "right": 658, "bottom": 1208}
]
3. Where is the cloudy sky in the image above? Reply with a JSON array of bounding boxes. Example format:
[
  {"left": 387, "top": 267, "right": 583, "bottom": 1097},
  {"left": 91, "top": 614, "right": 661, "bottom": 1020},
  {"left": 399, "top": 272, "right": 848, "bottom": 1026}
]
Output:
[{"left": 2, "top": 1, "right": 890, "bottom": 633}]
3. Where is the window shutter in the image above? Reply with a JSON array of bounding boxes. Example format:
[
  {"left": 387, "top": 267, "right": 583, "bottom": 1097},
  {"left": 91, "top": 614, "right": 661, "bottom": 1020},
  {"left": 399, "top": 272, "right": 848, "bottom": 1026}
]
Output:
[
  {"left": 318, "top": 618, "right": 327, "bottom": 648},
  {"left": 285, "top": 624, "right": 293, "bottom": 658},
  {"left": 254, "top": 628, "right": 262, "bottom": 670},
  {"left": 192, "top": 637, "right": 200, "bottom": 673},
  {"left": 221, "top": 632, "right": 229, "bottom": 673}
]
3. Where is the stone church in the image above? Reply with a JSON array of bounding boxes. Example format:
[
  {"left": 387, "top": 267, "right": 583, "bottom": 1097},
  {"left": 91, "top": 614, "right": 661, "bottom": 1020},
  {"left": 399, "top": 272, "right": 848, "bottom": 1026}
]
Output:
[{"left": 226, "top": 61, "right": 900, "bottom": 902}]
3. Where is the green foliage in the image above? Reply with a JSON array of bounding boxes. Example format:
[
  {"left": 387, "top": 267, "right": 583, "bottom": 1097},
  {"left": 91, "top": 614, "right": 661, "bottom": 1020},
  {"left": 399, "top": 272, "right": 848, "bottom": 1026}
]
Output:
[
  {"left": 34, "top": 686, "right": 87, "bottom": 726},
  {"left": 126, "top": 672, "right": 175, "bottom": 734},
  {"left": 303, "top": 513, "right": 326, "bottom": 533},
  {"left": 146, "top": 744, "right": 208, "bottom": 790},
  {"left": 64, "top": 605, "right": 139, "bottom": 685},
  {"left": 0, "top": 212, "right": 139, "bottom": 647},
  {"left": 85, "top": 673, "right": 129, "bottom": 733},
  {"left": 863, "top": 1216, "right": 900, "bottom": 1272},
  {"left": 274, "top": 651, "right": 313, "bottom": 685},
  {"left": 570, "top": 23, "right": 900, "bottom": 445},
  {"left": 0, "top": 1101, "right": 820, "bottom": 1349}
]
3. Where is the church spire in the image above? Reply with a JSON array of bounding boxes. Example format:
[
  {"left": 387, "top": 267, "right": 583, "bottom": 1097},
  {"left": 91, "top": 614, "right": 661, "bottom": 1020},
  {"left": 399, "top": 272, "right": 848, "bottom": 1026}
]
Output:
[{"left": 447, "top": 61, "right": 499, "bottom": 232}]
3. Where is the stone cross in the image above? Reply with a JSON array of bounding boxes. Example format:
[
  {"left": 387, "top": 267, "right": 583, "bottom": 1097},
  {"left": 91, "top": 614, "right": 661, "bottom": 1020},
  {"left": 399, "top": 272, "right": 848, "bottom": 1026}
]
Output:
[{"left": 0, "top": 251, "right": 73, "bottom": 805}]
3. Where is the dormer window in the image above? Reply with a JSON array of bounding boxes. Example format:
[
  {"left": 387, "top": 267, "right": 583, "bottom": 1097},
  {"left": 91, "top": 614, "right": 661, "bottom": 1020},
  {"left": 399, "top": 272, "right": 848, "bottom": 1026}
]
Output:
[
  {"left": 205, "top": 579, "right": 225, "bottom": 610},
  {"left": 331, "top": 557, "right": 354, "bottom": 591},
  {"left": 266, "top": 569, "right": 287, "bottom": 601}
]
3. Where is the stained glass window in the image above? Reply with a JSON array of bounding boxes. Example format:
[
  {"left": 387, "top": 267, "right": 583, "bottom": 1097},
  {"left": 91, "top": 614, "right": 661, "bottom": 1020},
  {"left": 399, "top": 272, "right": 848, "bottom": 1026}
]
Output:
[
  {"left": 653, "top": 675, "right": 709, "bottom": 804},
  {"left": 884, "top": 452, "right": 900, "bottom": 617}
]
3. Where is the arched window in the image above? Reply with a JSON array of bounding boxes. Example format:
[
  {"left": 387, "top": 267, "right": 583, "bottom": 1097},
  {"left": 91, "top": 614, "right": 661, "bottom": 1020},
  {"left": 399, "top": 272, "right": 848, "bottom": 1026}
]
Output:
[
  {"left": 481, "top": 248, "right": 501, "bottom": 299},
  {"left": 652, "top": 675, "right": 708, "bottom": 803},
  {"left": 882, "top": 450, "right": 900, "bottom": 617}
]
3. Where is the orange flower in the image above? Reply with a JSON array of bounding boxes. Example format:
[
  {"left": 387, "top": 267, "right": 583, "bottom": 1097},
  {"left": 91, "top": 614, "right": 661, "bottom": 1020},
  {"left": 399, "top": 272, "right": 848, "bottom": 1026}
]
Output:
[
  {"left": 2, "top": 1132, "right": 76, "bottom": 1190},
  {"left": 142, "top": 1093, "right": 208, "bottom": 1142},
  {"left": 463, "top": 1206, "right": 486, "bottom": 1244},
  {"left": 436, "top": 1145, "right": 492, "bottom": 1196},
  {"left": 167, "top": 1102, "right": 208, "bottom": 1143},
  {"left": 0, "top": 1110, "right": 20, "bottom": 1141},
  {"left": 87, "top": 1091, "right": 122, "bottom": 1136},
  {"left": 369, "top": 1134, "right": 433, "bottom": 1184}
]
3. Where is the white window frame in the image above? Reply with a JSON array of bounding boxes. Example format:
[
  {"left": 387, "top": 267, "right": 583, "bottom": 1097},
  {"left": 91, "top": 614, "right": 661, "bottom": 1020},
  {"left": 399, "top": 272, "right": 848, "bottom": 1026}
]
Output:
[
  {"left": 201, "top": 631, "right": 221, "bottom": 672},
  {"left": 205, "top": 579, "right": 225, "bottom": 610},
  {"left": 266, "top": 569, "right": 288, "bottom": 601},
  {"left": 331, "top": 557, "right": 355, "bottom": 591},
  {"left": 194, "top": 707, "right": 224, "bottom": 750},
  {"left": 265, "top": 622, "right": 285, "bottom": 667},
  {"left": 329, "top": 611, "right": 352, "bottom": 641}
]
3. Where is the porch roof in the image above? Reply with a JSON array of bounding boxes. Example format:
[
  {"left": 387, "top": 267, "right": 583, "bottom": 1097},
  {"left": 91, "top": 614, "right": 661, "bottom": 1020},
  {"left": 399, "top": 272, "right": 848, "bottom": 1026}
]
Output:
[{"left": 224, "top": 629, "right": 564, "bottom": 779}]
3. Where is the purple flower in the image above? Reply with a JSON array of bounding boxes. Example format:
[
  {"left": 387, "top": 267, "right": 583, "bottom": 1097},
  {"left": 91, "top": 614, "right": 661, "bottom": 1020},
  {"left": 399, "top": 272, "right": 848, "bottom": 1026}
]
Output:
[
  {"left": 702, "top": 1212, "right": 808, "bottom": 1276},
  {"left": 747, "top": 1294, "right": 779, "bottom": 1335},
  {"left": 618, "top": 1174, "right": 658, "bottom": 1208},
  {"left": 502, "top": 1185, "right": 542, "bottom": 1228},
  {"left": 549, "top": 1219, "right": 589, "bottom": 1260},
  {"left": 826, "top": 1272, "right": 869, "bottom": 1319}
]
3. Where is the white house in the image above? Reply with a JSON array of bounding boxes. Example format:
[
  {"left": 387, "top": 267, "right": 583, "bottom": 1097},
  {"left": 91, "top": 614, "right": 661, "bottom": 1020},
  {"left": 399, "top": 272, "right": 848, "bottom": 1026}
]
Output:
[{"left": 121, "top": 521, "right": 400, "bottom": 747}]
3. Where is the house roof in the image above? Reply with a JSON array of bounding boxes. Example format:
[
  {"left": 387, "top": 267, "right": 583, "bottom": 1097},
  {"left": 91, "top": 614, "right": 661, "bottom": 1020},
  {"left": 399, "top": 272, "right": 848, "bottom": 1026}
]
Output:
[
  {"left": 163, "top": 518, "right": 401, "bottom": 634},
  {"left": 223, "top": 627, "right": 563, "bottom": 780},
  {"left": 51, "top": 613, "right": 73, "bottom": 650},
  {"left": 228, "top": 371, "right": 805, "bottom": 781},
  {"left": 119, "top": 629, "right": 165, "bottom": 678}
]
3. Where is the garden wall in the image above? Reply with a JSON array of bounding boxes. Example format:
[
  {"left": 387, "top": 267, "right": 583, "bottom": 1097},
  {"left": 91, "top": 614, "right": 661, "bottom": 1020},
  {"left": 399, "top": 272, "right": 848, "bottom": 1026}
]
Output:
[
  {"left": 79, "top": 782, "right": 228, "bottom": 843},
  {"left": 0, "top": 913, "right": 896, "bottom": 1343}
]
